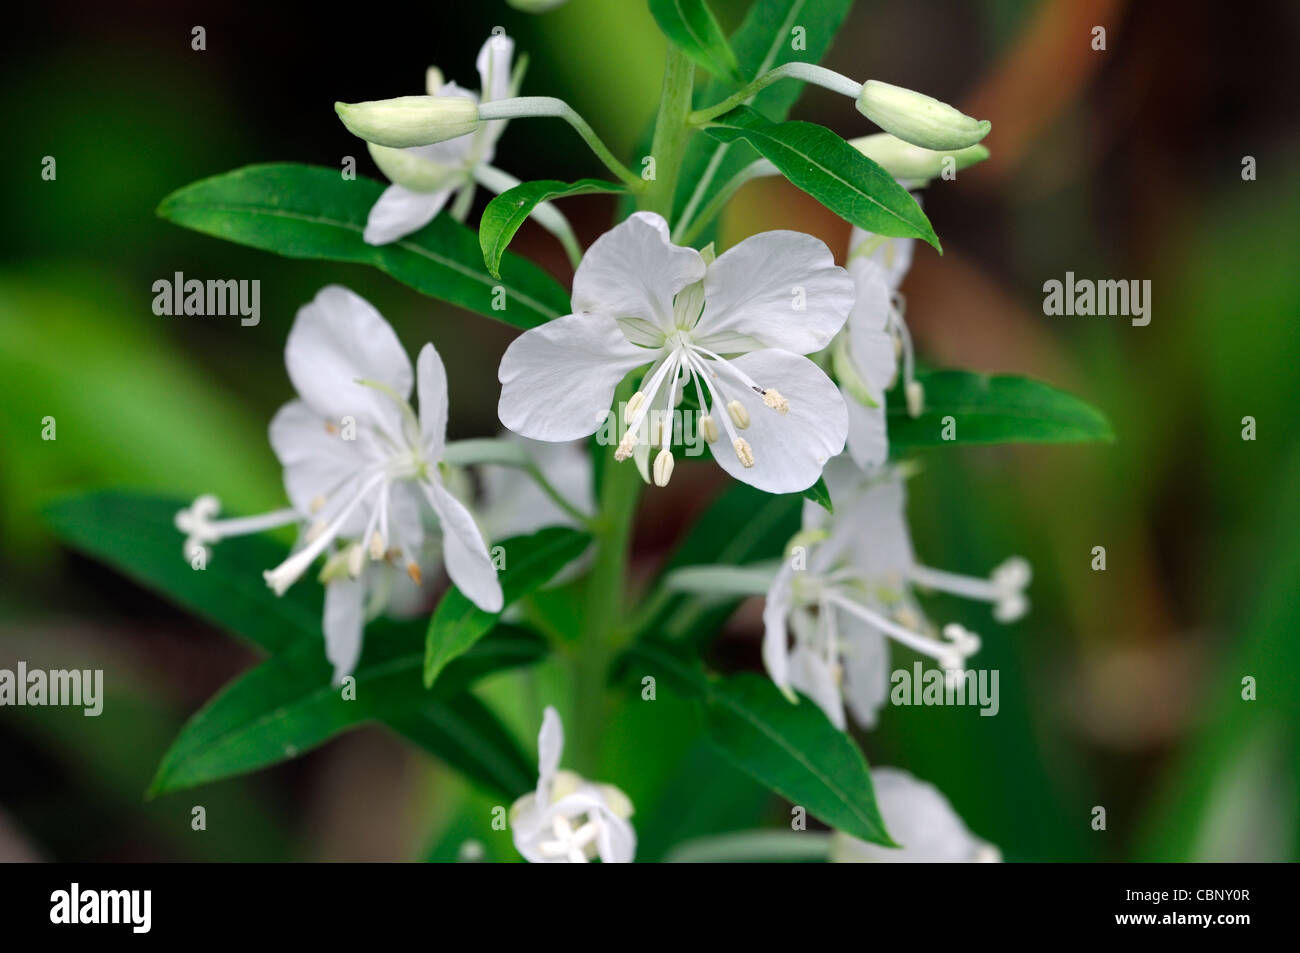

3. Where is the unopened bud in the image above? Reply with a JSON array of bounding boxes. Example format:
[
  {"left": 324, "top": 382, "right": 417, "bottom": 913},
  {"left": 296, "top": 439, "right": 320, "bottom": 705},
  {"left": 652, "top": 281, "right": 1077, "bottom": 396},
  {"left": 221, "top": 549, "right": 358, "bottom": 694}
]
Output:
[
  {"left": 336, "top": 95, "right": 480, "bottom": 149},
  {"left": 856, "top": 81, "right": 990, "bottom": 152},
  {"left": 848, "top": 132, "right": 990, "bottom": 183},
  {"left": 367, "top": 142, "right": 463, "bottom": 192}
]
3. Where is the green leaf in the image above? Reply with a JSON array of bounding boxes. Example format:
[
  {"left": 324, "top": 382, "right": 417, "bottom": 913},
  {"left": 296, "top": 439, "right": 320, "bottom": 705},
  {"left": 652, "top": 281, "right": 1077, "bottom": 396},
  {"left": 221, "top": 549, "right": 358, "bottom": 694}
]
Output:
[
  {"left": 157, "top": 163, "right": 570, "bottom": 329},
  {"left": 626, "top": 643, "right": 892, "bottom": 846},
  {"left": 390, "top": 693, "right": 536, "bottom": 803},
  {"left": 704, "top": 107, "right": 940, "bottom": 249},
  {"left": 703, "top": 675, "right": 892, "bottom": 846},
  {"left": 888, "top": 371, "right": 1115, "bottom": 448},
  {"left": 149, "top": 624, "right": 544, "bottom": 797},
  {"left": 424, "top": 526, "right": 589, "bottom": 688},
  {"left": 43, "top": 492, "right": 318, "bottom": 655},
  {"left": 673, "top": 0, "right": 854, "bottom": 236},
  {"left": 801, "top": 476, "right": 832, "bottom": 512},
  {"left": 649, "top": 0, "right": 745, "bottom": 82},
  {"left": 479, "top": 178, "right": 626, "bottom": 278}
]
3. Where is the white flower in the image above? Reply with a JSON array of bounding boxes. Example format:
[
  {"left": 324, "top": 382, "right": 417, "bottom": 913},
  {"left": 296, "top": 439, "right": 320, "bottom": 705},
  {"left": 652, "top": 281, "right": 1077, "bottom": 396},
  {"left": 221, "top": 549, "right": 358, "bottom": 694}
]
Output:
[
  {"left": 177, "top": 285, "right": 503, "bottom": 682},
  {"left": 762, "top": 458, "right": 1029, "bottom": 729},
  {"left": 837, "top": 211, "right": 924, "bottom": 471},
  {"left": 477, "top": 435, "right": 594, "bottom": 541},
  {"left": 358, "top": 34, "right": 522, "bottom": 245},
  {"left": 510, "top": 707, "right": 636, "bottom": 863},
  {"left": 830, "top": 767, "right": 1000, "bottom": 862},
  {"left": 498, "top": 212, "right": 853, "bottom": 494}
]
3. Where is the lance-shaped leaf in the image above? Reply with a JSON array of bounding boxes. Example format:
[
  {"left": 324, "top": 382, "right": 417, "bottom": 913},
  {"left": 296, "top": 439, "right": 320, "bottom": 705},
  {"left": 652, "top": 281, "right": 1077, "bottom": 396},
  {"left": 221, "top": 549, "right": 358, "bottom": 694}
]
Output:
[
  {"left": 649, "top": 0, "right": 745, "bottom": 82},
  {"left": 43, "top": 492, "right": 319, "bottom": 655},
  {"left": 887, "top": 371, "right": 1115, "bottom": 448},
  {"left": 157, "top": 163, "right": 571, "bottom": 329},
  {"left": 704, "top": 107, "right": 940, "bottom": 249},
  {"left": 479, "top": 178, "right": 626, "bottom": 278},
  {"left": 149, "top": 624, "right": 544, "bottom": 797},
  {"left": 673, "top": 0, "right": 854, "bottom": 233},
  {"left": 801, "top": 475, "right": 832, "bottom": 512},
  {"left": 424, "top": 526, "right": 589, "bottom": 688},
  {"left": 627, "top": 644, "right": 892, "bottom": 846}
]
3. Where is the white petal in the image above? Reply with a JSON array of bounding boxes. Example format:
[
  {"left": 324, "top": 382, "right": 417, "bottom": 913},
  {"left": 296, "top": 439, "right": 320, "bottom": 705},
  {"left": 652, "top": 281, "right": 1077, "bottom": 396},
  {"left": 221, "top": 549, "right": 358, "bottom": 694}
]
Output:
[
  {"left": 845, "top": 391, "right": 889, "bottom": 471},
  {"left": 697, "top": 231, "right": 853, "bottom": 354},
  {"left": 498, "top": 311, "right": 651, "bottom": 442},
  {"left": 323, "top": 577, "right": 365, "bottom": 683},
  {"left": 840, "top": 618, "right": 890, "bottom": 728},
  {"left": 537, "top": 706, "right": 563, "bottom": 798},
  {"left": 788, "top": 646, "right": 846, "bottom": 731},
  {"left": 285, "top": 286, "right": 412, "bottom": 437},
  {"left": 416, "top": 343, "right": 449, "bottom": 462},
  {"left": 849, "top": 198, "right": 918, "bottom": 292},
  {"left": 364, "top": 184, "right": 454, "bottom": 245},
  {"left": 847, "top": 256, "right": 895, "bottom": 335},
  {"left": 829, "top": 465, "right": 915, "bottom": 579},
  {"left": 480, "top": 436, "right": 593, "bottom": 539},
  {"left": 476, "top": 33, "right": 515, "bottom": 104},
  {"left": 761, "top": 562, "right": 795, "bottom": 691},
  {"left": 836, "top": 768, "right": 994, "bottom": 862},
  {"left": 571, "top": 212, "right": 705, "bottom": 334},
  {"left": 425, "top": 481, "right": 503, "bottom": 613},
  {"left": 706, "top": 350, "right": 848, "bottom": 494},
  {"left": 268, "top": 399, "right": 376, "bottom": 535}
]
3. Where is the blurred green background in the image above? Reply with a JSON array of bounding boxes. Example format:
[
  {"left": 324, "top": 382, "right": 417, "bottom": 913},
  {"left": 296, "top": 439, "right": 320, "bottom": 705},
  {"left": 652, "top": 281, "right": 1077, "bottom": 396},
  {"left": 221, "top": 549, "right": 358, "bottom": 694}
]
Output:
[{"left": 1, "top": 0, "right": 1297, "bottom": 861}]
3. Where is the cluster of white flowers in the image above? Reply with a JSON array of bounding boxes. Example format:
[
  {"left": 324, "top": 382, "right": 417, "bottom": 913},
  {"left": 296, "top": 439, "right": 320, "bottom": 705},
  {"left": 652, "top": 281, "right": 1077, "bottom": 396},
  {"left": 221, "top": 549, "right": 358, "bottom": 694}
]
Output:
[{"left": 177, "top": 25, "right": 1017, "bottom": 862}]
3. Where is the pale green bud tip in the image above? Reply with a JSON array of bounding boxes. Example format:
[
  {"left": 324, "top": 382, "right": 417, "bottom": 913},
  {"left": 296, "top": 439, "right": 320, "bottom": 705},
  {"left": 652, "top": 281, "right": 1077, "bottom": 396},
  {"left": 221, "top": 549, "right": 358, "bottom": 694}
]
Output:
[
  {"left": 849, "top": 133, "right": 990, "bottom": 183},
  {"left": 856, "top": 80, "right": 991, "bottom": 152},
  {"left": 335, "top": 96, "right": 479, "bottom": 149}
]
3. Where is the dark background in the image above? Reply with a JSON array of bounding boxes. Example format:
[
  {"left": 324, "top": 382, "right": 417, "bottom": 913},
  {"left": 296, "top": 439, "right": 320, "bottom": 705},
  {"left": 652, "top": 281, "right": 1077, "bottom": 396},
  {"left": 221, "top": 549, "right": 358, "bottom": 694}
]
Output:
[{"left": 1, "top": 0, "right": 1297, "bottom": 861}]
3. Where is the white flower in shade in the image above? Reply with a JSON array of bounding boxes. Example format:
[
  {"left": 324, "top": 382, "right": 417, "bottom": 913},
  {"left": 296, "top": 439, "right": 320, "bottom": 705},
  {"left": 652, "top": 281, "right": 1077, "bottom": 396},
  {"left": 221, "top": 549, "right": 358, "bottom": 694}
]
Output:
[
  {"left": 357, "top": 34, "right": 524, "bottom": 245},
  {"left": 477, "top": 435, "right": 594, "bottom": 541},
  {"left": 498, "top": 212, "right": 853, "bottom": 494},
  {"left": 762, "top": 458, "right": 1029, "bottom": 729},
  {"left": 830, "top": 767, "right": 1000, "bottom": 862},
  {"left": 176, "top": 285, "right": 502, "bottom": 682},
  {"left": 837, "top": 210, "right": 924, "bottom": 471},
  {"left": 510, "top": 707, "right": 636, "bottom": 863}
]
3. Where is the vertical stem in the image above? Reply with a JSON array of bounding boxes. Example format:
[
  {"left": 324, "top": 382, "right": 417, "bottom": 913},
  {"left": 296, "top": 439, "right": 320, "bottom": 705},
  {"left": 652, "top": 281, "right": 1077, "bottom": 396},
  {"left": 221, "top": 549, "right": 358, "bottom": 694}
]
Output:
[
  {"left": 640, "top": 47, "right": 696, "bottom": 219},
  {"left": 571, "top": 48, "right": 694, "bottom": 777},
  {"left": 573, "top": 381, "right": 642, "bottom": 775}
]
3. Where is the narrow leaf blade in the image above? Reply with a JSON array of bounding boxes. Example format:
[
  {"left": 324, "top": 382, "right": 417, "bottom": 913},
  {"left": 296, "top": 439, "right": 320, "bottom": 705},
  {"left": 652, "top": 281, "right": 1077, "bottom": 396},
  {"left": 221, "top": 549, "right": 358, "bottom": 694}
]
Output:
[
  {"left": 424, "top": 526, "right": 589, "bottom": 687},
  {"left": 649, "top": 0, "right": 745, "bottom": 82},
  {"left": 479, "top": 178, "right": 626, "bottom": 278},
  {"left": 157, "top": 163, "right": 571, "bottom": 329},
  {"left": 888, "top": 371, "right": 1115, "bottom": 447},
  {"left": 704, "top": 108, "right": 940, "bottom": 248}
]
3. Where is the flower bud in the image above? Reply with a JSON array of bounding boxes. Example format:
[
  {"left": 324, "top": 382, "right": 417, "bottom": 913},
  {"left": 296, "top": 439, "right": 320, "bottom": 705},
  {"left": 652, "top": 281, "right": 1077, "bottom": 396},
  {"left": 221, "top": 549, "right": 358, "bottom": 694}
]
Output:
[
  {"left": 856, "top": 81, "right": 990, "bottom": 151},
  {"left": 848, "top": 133, "right": 990, "bottom": 184},
  {"left": 367, "top": 143, "right": 464, "bottom": 193},
  {"left": 335, "top": 95, "right": 480, "bottom": 149}
]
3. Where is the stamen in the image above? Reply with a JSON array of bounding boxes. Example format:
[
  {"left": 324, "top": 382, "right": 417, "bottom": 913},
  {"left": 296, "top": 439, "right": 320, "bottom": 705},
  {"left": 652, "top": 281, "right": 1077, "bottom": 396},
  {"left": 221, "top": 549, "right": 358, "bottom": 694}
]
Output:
[
  {"left": 346, "top": 542, "right": 365, "bottom": 578},
  {"left": 623, "top": 391, "right": 646, "bottom": 425},
  {"left": 733, "top": 438, "right": 755, "bottom": 468},
  {"left": 699, "top": 415, "right": 719, "bottom": 443},
  {"left": 653, "top": 449, "right": 675, "bottom": 487},
  {"left": 369, "top": 531, "right": 385, "bottom": 560},
  {"left": 905, "top": 380, "right": 925, "bottom": 417},
  {"left": 406, "top": 561, "right": 423, "bottom": 585},
  {"left": 762, "top": 389, "right": 789, "bottom": 414},
  {"left": 263, "top": 472, "right": 384, "bottom": 596},
  {"left": 826, "top": 592, "right": 980, "bottom": 671},
  {"left": 310, "top": 495, "right": 326, "bottom": 514},
  {"left": 727, "top": 399, "right": 751, "bottom": 429}
]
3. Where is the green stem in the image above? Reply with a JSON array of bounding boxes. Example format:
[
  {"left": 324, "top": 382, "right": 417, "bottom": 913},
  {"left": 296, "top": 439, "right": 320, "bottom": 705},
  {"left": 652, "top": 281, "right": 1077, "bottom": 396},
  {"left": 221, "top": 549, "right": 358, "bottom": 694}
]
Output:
[
  {"left": 673, "top": 159, "right": 771, "bottom": 246},
  {"left": 572, "top": 382, "right": 642, "bottom": 775},
  {"left": 640, "top": 47, "right": 696, "bottom": 220},
  {"left": 478, "top": 97, "right": 645, "bottom": 190},
  {"left": 688, "top": 63, "right": 862, "bottom": 125}
]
